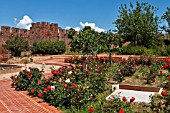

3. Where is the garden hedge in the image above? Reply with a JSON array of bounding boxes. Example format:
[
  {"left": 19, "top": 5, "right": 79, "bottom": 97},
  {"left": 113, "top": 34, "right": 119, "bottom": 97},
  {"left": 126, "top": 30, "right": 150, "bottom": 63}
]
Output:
[
  {"left": 31, "top": 40, "right": 66, "bottom": 55},
  {"left": 118, "top": 45, "right": 170, "bottom": 56}
]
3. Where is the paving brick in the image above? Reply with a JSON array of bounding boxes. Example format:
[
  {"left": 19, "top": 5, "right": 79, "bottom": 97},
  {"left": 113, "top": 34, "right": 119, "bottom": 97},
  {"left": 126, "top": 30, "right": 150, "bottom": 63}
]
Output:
[{"left": 0, "top": 79, "right": 62, "bottom": 113}]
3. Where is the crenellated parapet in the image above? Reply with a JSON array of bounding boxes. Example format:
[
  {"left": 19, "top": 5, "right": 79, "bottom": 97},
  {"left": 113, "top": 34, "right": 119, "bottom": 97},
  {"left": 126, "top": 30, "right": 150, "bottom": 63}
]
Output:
[
  {"left": 28, "top": 22, "right": 59, "bottom": 39},
  {"left": 0, "top": 22, "right": 70, "bottom": 42},
  {"left": 0, "top": 26, "right": 11, "bottom": 37},
  {"left": 11, "top": 28, "right": 19, "bottom": 36},
  {"left": 0, "top": 21, "right": 73, "bottom": 56}
]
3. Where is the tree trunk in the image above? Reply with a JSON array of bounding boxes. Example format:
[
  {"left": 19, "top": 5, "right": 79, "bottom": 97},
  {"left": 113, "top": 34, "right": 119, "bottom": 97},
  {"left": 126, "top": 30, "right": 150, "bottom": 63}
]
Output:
[{"left": 109, "top": 52, "right": 112, "bottom": 65}]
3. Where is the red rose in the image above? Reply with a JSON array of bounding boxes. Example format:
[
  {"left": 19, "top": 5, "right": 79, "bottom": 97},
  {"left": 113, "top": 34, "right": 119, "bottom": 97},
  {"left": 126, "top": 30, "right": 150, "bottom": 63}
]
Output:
[
  {"left": 146, "top": 77, "right": 148, "bottom": 81},
  {"left": 151, "top": 72, "right": 155, "bottom": 75},
  {"left": 88, "top": 66, "right": 92, "bottom": 69},
  {"left": 64, "top": 84, "right": 68, "bottom": 88},
  {"left": 165, "top": 58, "right": 170, "bottom": 63},
  {"left": 152, "top": 79, "right": 155, "bottom": 83},
  {"left": 31, "top": 89, "right": 34, "bottom": 94},
  {"left": 161, "top": 90, "right": 167, "bottom": 96},
  {"left": 164, "top": 63, "right": 168, "bottom": 68},
  {"left": 38, "top": 80, "right": 42, "bottom": 85},
  {"left": 47, "top": 85, "right": 51, "bottom": 90},
  {"left": 160, "top": 65, "right": 164, "bottom": 69},
  {"left": 130, "top": 97, "right": 135, "bottom": 102},
  {"left": 44, "top": 88, "right": 47, "bottom": 93},
  {"left": 38, "top": 93, "right": 43, "bottom": 98},
  {"left": 88, "top": 71, "right": 92, "bottom": 74},
  {"left": 67, "top": 67, "right": 71, "bottom": 71},
  {"left": 168, "top": 75, "right": 170, "bottom": 80},
  {"left": 160, "top": 71, "right": 163, "bottom": 75},
  {"left": 122, "top": 96, "right": 127, "bottom": 102},
  {"left": 62, "top": 66, "right": 65, "bottom": 69},
  {"left": 28, "top": 74, "right": 33, "bottom": 79},
  {"left": 134, "top": 66, "right": 138, "bottom": 69},
  {"left": 98, "top": 66, "right": 101, "bottom": 69},
  {"left": 119, "top": 109, "right": 124, "bottom": 113},
  {"left": 89, "top": 107, "right": 94, "bottom": 112},
  {"left": 72, "top": 83, "right": 77, "bottom": 88},
  {"left": 51, "top": 69, "right": 55, "bottom": 74},
  {"left": 53, "top": 70, "right": 59, "bottom": 75},
  {"left": 46, "top": 79, "right": 49, "bottom": 83}
]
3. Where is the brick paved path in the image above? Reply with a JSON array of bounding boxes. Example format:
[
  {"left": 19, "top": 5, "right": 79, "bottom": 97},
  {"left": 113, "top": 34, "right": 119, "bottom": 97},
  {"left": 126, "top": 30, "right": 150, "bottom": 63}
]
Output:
[{"left": 0, "top": 79, "right": 62, "bottom": 113}]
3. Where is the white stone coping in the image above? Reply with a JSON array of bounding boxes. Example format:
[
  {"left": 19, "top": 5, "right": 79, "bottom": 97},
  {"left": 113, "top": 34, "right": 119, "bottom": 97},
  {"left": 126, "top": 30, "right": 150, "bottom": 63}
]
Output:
[{"left": 106, "top": 84, "right": 162, "bottom": 103}]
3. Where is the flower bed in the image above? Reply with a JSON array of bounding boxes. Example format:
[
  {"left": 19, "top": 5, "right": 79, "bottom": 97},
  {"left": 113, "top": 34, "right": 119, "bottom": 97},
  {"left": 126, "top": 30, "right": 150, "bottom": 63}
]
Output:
[{"left": 11, "top": 55, "right": 170, "bottom": 112}]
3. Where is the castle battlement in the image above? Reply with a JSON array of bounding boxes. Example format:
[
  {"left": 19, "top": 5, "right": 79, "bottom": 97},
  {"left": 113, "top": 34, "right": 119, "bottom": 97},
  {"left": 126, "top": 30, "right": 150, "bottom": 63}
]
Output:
[{"left": 0, "top": 22, "right": 67, "bottom": 38}]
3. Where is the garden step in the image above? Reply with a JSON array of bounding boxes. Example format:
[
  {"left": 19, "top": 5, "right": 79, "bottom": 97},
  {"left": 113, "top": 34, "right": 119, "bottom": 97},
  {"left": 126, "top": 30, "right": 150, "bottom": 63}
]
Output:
[{"left": 0, "top": 79, "right": 62, "bottom": 113}]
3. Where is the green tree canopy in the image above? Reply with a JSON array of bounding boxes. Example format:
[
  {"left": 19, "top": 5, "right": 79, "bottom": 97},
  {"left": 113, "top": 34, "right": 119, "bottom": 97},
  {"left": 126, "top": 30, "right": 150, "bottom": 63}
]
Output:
[
  {"left": 113, "top": 1, "right": 159, "bottom": 47},
  {"left": 162, "top": 7, "right": 170, "bottom": 34},
  {"left": 68, "top": 28, "right": 76, "bottom": 40},
  {"left": 70, "top": 26, "right": 99, "bottom": 55},
  {"left": 3, "top": 36, "right": 29, "bottom": 57}
]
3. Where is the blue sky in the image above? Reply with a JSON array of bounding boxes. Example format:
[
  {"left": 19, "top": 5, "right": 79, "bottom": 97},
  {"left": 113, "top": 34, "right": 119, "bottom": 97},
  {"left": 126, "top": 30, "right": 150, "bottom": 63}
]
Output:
[{"left": 0, "top": 0, "right": 169, "bottom": 32}]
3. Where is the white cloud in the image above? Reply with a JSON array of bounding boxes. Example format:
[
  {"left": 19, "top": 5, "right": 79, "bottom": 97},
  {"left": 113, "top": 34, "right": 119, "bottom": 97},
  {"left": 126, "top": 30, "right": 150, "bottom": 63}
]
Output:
[
  {"left": 65, "top": 26, "right": 71, "bottom": 30},
  {"left": 80, "top": 22, "right": 105, "bottom": 32},
  {"left": 65, "top": 22, "right": 105, "bottom": 32},
  {"left": 14, "top": 18, "right": 17, "bottom": 24},
  {"left": 26, "top": 24, "right": 32, "bottom": 30},
  {"left": 74, "top": 27, "right": 80, "bottom": 31},
  {"left": 65, "top": 26, "right": 80, "bottom": 31},
  {"left": 15, "top": 15, "right": 32, "bottom": 30}
]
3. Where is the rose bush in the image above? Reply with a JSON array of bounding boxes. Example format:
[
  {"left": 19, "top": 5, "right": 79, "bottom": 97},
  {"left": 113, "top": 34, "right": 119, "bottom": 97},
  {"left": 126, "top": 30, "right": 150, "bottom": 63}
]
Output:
[
  {"left": 11, "top": 57, "right": 107, "bottom": 110},
  {"left": 11, "top": 56, "right": 170, "bottom": 112},
  {"left": 11, "top": 67, "right": 43, "bottom": 91}
]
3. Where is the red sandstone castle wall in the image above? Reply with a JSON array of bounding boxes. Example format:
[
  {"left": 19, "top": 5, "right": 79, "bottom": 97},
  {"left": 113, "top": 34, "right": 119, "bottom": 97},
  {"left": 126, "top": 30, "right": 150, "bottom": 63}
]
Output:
[
  {"left": 0, "top": 22, "right": 72, "bottom": 58},
  {"left": 0, "top": 22, "right": 71, "bottom": 44}
]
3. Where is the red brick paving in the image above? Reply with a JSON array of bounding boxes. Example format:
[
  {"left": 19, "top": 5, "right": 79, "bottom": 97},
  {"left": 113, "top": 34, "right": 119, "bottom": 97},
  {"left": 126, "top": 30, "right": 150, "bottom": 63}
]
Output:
[{"left": 0, "top": 79, "right": 62, "bottom": 113}]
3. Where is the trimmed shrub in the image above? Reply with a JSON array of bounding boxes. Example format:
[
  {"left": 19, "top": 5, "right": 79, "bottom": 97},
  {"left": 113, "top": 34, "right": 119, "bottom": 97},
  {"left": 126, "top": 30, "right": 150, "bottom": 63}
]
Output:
[
  {"left": 3, "top": 36, "right": 29, "bottom": 57},
  {"left": 31, "top": 41, "right": 66, "bottom": 55}
]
